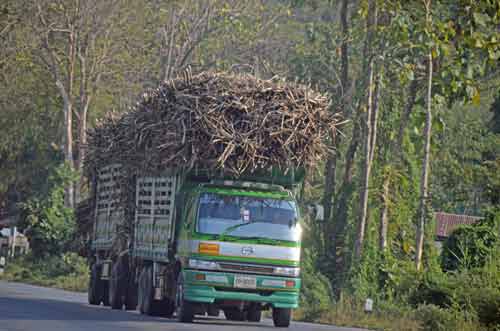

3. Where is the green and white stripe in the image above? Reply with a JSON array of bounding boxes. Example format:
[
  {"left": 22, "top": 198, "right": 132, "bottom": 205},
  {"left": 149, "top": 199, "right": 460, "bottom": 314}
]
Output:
[{"left": 180, "top": 239, "right": 300, "bottom": 263}]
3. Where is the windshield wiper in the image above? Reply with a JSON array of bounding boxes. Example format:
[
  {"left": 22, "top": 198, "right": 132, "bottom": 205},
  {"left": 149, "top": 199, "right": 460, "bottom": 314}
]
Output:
[
  {"left": 219, "top": 221, "right": 253, "bottom": 239},
  {"left": 237, "top": 236, "right": 281, "bottom": 245}
]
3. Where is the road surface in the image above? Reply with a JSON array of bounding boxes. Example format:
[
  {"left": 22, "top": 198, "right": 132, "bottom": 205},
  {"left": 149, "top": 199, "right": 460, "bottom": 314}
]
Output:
[{"left": 0, "top": 281, "right": 367, "bottom": 331}]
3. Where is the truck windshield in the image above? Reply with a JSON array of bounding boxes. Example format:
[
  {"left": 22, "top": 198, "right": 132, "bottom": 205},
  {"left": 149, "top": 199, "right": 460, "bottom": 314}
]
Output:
[{"left": 197, "top": 192, "right": 301, "bottom": 242}]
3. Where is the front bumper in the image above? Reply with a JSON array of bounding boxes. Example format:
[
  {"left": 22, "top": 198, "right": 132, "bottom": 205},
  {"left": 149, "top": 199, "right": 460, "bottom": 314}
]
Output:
[{"left": 183, "top": 269, "right": 300, "bottom": 309}]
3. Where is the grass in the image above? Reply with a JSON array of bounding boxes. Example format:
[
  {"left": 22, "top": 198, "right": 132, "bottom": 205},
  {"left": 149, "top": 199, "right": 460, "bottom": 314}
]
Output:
[
  {"left": 294, "top": 298, "right": 421, "bottom": 331},
  {"left": 0, "top": 252, "right": 89, "bottom": 292},
  {"left": 293, "top": 296, "right": 486, "bottom": 331}
]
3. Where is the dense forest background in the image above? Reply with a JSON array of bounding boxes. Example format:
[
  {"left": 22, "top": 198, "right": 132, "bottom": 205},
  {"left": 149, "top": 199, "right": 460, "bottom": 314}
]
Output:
[{"left": 1, "top": 1, "right": 500, "bottom": 330}]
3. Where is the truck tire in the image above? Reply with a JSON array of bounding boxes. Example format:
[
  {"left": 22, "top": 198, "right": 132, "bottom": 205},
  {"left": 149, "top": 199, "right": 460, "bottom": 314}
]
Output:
[
  {"left": 102, "top": 281, "right": 110, "bottom": 306},
  {"left": 88, "top": 264, "right": 101, "bottom": 305},
  {"left": 207, "top": 305, "right": 220, "bottom": 317},
  {"left": 272, "top": 308, "right": 291, "bottom": 327},
  {"left": 247, "top": 305, "right": 262, "bottom": 322},
  {"left": 137, "top": 265, "right": 176, "bottom": 317},
  {"left": 175, "top": 273, "right": 194, "bottom": 323},
  {"left": 224, "top": 308, "right": 246, "bottom": 321},
  {"left": 109, "top": 259, "right": 125, "bottom": 309},
  {"left": 125, "top": 275, "right": 138, "bottom": 311},
  {"left": 138, "top": 265, "right": 154, "bottom": 314},
  {"left": 161, "top": 299, "right": 176, "bottom": 318}
]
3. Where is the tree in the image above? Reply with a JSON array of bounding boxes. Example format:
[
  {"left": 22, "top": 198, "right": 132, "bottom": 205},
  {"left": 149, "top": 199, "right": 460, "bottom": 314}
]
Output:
[
  {"left": 322, "top": 0, "right": 350, "bottom": 262},
  {"left": 32, "top": 0, "right": 127, "bottom": 206},
  {"left": 0, "top": 0, "right": 63, "bottom": 216},
  {"left": 490, "top": 90, "right": 500, "bottom": 134},
  {"left": 19, "top": 164, "right": 77, "bottom": 257},
  {"left": 415, "top": 0, "right": 434, "bottom": 271},
  {"left": 354, "top": 0, "right": 379, "bottom": 260}
]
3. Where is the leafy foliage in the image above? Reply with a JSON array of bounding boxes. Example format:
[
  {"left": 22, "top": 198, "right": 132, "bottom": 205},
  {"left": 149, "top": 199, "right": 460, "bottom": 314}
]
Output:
[
  {"left": 296, "top": 248, "right": 334, "bottom": 320},
  {"left": 18, "top": 164, "right": 78, "bottom": 257},
  {"left": 441, "top": 209, "right": 500, "bottom": 271},
  {"left": 0, "top": 252, "right": 89, "bottom": 292}
]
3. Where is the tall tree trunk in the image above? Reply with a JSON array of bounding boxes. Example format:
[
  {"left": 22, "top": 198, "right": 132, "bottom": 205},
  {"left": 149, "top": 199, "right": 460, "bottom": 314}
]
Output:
[
  {"left": 62, "top": 90, "right": 74, "bottom": 209},
  {"left": 76, "top": 44, "right": 91, "bottom": 204},
  {"left": 378, "top": 79, "right": 418, "bottom": 250},
  {"left": 76, "top": 101, "right": 89, "bottom": 203},
  {"left": 323, "top": 0, "right": 349, "bottom": 257},
  {"left": 354, "top": 63, "right": 375, "bottom": 260},
  {"left": 330, "top": 0, "right": 376, "bottom": 288},
  {"left": 322, "top": 152, "right": 336, "bottom": 252},
  {"left": 61, "top": 29, "right": 76, "bottom": 209},
  {"left": 379, "top": 173, "right": 390, "bottom": 250},
  {"left": 416, "top": 2, "right": 433, "bottom": 269},
  {"left": 397, "top": 80, "right": 419, "bottom": 158},
  {"left": 369, "top": 75, "right": 381, "bottom": 166}
]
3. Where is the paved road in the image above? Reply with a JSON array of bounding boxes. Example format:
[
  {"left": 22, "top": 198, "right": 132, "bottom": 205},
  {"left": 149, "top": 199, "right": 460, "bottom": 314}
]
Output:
[{"left": 0, "top": 281, "right": 367, "bottom": 331}]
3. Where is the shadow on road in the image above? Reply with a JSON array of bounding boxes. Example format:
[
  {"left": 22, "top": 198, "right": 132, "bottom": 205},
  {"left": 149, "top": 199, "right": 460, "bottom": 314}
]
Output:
[
  {"left": 0, "top": 296, "right": 274, "bottom": 328},
  {"left": 0, "top": 296, "right": 167, "bottom": 322}
]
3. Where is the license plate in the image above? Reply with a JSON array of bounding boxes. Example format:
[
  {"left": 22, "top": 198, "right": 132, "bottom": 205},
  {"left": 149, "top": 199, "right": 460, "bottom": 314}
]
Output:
[{"left": 234, "top": 275, "right": 257, "bottom": 289}]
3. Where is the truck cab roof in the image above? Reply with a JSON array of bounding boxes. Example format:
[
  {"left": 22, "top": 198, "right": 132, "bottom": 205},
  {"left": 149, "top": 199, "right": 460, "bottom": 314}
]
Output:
[{"left": 200, "top": 182, "right": 294, "bottom": 200}]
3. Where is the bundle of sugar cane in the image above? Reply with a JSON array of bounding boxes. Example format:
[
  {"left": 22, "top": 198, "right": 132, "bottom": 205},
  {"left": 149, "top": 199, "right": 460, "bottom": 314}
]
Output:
[{"left": 85, "top": 71, "right": 339, "bottom": 177}]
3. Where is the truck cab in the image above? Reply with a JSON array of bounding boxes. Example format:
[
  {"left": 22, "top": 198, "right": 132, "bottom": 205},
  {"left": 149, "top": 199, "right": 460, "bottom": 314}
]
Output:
[{"left": 175, "top": 181, "right": 301, "bottom": 326}]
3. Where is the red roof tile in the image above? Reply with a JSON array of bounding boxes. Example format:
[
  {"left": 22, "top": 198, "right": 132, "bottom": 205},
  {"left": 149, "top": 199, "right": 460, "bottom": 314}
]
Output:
[{"left": 435, "top": 212, "right": 481, "bottom": 238}]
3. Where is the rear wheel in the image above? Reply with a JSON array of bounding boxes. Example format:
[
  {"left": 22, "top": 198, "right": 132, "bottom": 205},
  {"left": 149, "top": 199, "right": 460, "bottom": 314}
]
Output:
[
  {"left": 109, "top": 259, "right": 126, "bottom": 309},
  {"left": 138, "top": 265, "right": 153, "bottom": 314},
  {"left": 272, "top": 308, "right": 291, "bottom": 327},
  {"left": 137, "top": 265, "right": 172, "bottom": 316},
  {"left": 88, "top": 264, "right": 101, "bottom": 305},
  {"left": 175, "top": 273, "right": 194, "bottom": 323},
  {"left": 247, "top": 305, "right": 262, "bottom": 322},
  {"left": 102, "top": 281, "right": 110, "bottom": 306},
  {"left": 125, "top": 274, "right": 138, "bottom": 311},
  {"left": 224, "top": 308, "right": 246, "bottom": 321}
]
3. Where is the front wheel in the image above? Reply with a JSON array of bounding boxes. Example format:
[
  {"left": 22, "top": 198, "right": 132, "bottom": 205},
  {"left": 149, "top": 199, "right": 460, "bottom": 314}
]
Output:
[
  {"left": 175, "top": 273, "right": 194, "bottom": 323},
  {"left": 272, "top": 308, "right": 291, "bottom": 327},
  {"left": 207, "top": 305, "right": 220, "bottom": 317}
]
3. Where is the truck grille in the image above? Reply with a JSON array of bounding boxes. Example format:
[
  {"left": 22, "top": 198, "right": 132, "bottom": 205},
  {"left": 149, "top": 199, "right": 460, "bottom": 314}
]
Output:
[{"left": 218, "top": 262, "right": 274, "bottom": 275}]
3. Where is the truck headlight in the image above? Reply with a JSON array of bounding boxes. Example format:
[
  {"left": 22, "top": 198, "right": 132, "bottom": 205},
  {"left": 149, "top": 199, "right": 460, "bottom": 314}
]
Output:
[
  {"left": 188, "top": 259, "right": 219, "bottom": 270},
  {"left": 273, "top": 266, "right": 300, "bottom": 277}
]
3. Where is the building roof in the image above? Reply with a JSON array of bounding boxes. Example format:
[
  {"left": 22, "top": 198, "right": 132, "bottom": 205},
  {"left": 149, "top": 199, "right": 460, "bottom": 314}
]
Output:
[{"left": 435, "top": 212, "right": 481, "bottom": 239}]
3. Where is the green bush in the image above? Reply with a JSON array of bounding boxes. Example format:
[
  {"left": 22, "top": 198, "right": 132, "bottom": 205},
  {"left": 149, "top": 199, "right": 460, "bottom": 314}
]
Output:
[
  {"left": 467, "top": 286, "right": 500, "bottom": 327},
  {"left": 296, "top": 248, "right": 334, "bottom": 320},
  {"left": 409, "top": 271, "right": 454, "bottom": 308},
  {"left": 415, "top": 304, "right": 477, "bottom": 331},
  {"left": 18, "top": 164, "right": 78, "bottom": 257},
  {"left": 442, "top": 208, "right": 500, "bottom": 272},
  {"left": 0, "top": 252, "right": 89, "bottom": 292}
]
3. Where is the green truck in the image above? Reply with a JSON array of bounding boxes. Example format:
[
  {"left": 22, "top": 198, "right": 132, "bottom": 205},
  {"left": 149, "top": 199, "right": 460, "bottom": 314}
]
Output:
[{"left": 87, "top": 166, "right": 312, "bottom": 327}]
